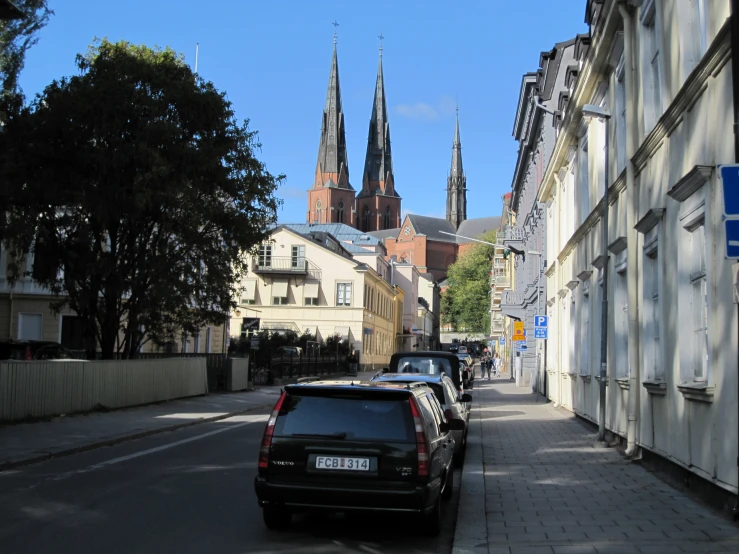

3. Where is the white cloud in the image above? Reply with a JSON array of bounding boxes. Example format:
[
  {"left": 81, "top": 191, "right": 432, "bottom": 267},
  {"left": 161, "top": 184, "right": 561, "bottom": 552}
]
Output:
[{"left": 395, "top": 95, "right": 458, "bottom": 121}]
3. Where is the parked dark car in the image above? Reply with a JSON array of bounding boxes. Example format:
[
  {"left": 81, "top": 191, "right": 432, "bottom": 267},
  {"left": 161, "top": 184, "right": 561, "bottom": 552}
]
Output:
[
  {"left": 254, "top": 380, "right": 462, "bottom": 536},
  {"left": 371, "top": 373, "right": 471, "bottom": 465},
  {"left": 0, "top": 340, "right": 86, "bottom": 361},
  {"left": 383, "top": 350, "right": 471, "bottom": 393}
]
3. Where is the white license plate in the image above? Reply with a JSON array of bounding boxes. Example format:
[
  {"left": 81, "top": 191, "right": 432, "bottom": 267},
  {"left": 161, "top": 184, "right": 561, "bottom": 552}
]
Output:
[{"left": 315, "top": 456, "right": 371, "bottom": 471}]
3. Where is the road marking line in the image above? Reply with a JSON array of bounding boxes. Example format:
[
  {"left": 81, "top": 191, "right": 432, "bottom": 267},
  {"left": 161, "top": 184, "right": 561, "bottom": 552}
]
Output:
[{"left": 21, "top": 415, "right": 267, "bottom": 488}]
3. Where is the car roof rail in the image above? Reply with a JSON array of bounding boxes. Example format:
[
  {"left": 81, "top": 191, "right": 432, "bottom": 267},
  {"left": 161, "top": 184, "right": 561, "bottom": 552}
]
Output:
[{"left": 405, "top": 381, "right": 429, "bottom": 390}]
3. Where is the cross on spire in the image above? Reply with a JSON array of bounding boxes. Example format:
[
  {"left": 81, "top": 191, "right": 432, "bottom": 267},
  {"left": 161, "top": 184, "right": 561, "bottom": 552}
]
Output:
[
  {"left": 332, "top": 20, "right": 339, "bottom": 44},
  {"left": 378, "top": 33, "right": 384, "bottom": 55}
]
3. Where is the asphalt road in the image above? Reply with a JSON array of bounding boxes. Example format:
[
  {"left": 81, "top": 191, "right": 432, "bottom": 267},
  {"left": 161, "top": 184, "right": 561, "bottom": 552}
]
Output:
[{"left": 0, "top": 407, "right": 462, "bottom": 554}]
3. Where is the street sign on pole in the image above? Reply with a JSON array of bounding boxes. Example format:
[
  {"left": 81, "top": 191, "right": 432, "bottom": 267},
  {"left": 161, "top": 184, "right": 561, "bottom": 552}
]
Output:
[
  {"left": 534, "top": 314, "right": 548, "bottom": 340},
  {"left": 720, "top": 164, "right": 739, "bottom": 217},
  {"left": 517, "top": 344, "right": 528, "bottom": 352},
  {"left": 499, "top": 337, "right": 505, "bottom": 345},
  {"left": 726, "top": 219, "right": 739, "bottom": 259},
  {"left": 719, "top": 165, "right": 739, "bottom": 259},
  {"left": 512, "top": 321, "right": 525, "bottom": 341}
]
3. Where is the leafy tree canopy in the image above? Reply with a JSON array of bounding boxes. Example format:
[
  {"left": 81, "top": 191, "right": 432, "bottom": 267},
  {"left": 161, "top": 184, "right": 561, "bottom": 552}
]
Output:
[
  {"left": 441, "top": 230, "right": 497, "bottom": 333},
  {"left": 0, "top": 0, "right": 53, "bottom": 98},
  {"left": 0, "top": 38, "right": 283, "bottom": 359}
]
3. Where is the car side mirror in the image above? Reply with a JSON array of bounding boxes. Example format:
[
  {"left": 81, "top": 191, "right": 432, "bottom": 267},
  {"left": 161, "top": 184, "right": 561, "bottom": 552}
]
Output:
[
  {"left": 449, "top": 418, "right": 466, "bottom": 431},
  {"left": 381, "top": 367, "right": 389, "bottom": 374},
  {"left": 461, "top": 393, "right": 473, "bottom": 403}
]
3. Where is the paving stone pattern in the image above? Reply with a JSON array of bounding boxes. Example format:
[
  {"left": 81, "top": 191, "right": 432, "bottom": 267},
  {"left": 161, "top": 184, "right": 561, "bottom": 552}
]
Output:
[{"left": 454, "top": 376, "right": 739, "bottom": 554}]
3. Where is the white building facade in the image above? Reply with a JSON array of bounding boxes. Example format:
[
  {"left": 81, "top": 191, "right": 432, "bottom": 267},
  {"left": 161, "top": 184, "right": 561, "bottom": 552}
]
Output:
[{"left": 541, "top": 0, "right": 738, "bottom": 498}]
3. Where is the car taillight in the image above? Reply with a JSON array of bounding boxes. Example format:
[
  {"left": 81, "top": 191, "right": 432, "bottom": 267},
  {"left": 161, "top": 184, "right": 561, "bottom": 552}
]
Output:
[
  {"left": 25, "top": 346, "right": 32, "bottom": 361},
  {"left": 409, "top": 396, "right": 430, "bottom": 477},
  {"left": 259, "top": 391, "right": 286, "bottom": 470}
]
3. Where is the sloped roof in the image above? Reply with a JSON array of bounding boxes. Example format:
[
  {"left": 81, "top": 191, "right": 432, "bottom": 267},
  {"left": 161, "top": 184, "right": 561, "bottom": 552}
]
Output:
[
  {"left": 456, "top": 217, "right": 502, "bottom": 243},
  {"left": 407, "top": 214, "right": 457, "bottom": 243},
  {"left": 282, "top": 223, "right": 383, "bottom": 254},
  {"left": 367, "top": 228, "right": 401, "bottom": 241}
]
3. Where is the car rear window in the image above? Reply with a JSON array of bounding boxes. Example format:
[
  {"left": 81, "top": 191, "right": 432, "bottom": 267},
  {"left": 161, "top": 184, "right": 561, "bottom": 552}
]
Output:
[
  {"left": 396, "top": 356, "right": 452, "bottom": 376},
  {"left": 273, "top": 394, "right": 415, "bottom": 443}
]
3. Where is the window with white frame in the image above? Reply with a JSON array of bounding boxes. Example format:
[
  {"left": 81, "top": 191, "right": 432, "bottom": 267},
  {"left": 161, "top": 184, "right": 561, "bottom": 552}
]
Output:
[
  {"left": 258, "top": 244, "right": 272, "bottom": 268},
  {"left": 690, "top": 224, "right": 708, "bottom": 381},
  {"left": 569, "top": 293, "right": 576, "bottom": 373},
  {"left": 291, "top": 245, "right": 305, "bottom": 269},
  {"left": 193, "top": 331, "right": 200, "bottom": 353},
  {"left": 615, "top": 268, "right": 629, "bottom": 378},
  {"left": 678, "top": 0, "right": 709, "bottom": 77},
  {"left": 648, "top": 252, "right": 662, "bottom": 380},
  {"left": 577, "top": 131, "right": 589, "bottom": 225},
  {"left": 205, "top": 327, "right": 212, "bottom": 353},
  {"left": 580, "top": 282, "right": 590, "bottom": 375},
  {"left": 615, "top": 56, "right": 627, "bottom": 173},
  {"left": 336, "top": 282, "right": 352, "bottom": 306},
  {"left": 640, "top": 0, "right": 664, "bottom": 134}
]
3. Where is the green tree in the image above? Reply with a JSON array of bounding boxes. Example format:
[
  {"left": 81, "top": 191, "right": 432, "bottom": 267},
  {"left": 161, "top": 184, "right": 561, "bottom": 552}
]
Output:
[
  {"left": 0, "top": 39, "right": 282, "bottom": 359},
  {"left": 441, "top": 230, "right": 497, "bottom": 333},
  {"left": 0, "top": 1, "right": 53, "bottom": 97}
]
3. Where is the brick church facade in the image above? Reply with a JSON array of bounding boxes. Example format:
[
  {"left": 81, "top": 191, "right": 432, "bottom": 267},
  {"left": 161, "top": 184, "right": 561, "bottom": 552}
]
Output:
[{"left": 306, "top": 39, "right": 500, "bottom": 281}]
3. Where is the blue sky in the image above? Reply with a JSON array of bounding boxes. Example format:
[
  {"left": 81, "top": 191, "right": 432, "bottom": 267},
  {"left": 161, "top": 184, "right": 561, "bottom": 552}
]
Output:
[{"left": 19, "top": 0, "right": 587, "bottom": 224}]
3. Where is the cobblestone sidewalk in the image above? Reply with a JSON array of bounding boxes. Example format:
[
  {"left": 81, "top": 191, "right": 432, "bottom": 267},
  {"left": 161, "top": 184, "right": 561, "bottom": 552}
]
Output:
[{"left": 453, "top": 378, "right": 739, "bottom": 554}]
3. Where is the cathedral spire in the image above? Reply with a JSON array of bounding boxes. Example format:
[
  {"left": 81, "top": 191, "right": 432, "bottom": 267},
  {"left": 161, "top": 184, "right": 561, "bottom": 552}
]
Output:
[
  {"left": 451, "top": 106, "right": 463, "bottom": 178},
  {"left": 313, "top": 38, "right": 351, "bottom": 190},
  {"left": 446, "top": 107, "right": 467, "bottom": 230},
  {"left": 360, "top": 45, "right": 395, "bottom": 196}
]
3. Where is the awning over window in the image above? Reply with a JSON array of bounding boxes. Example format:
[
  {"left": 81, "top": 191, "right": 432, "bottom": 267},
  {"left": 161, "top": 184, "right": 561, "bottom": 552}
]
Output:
[
  {"left": 334, "top": 326, "right": 354, "bottom": 343},
  {"left": 242, "top": 279, "right": 257, "bottom": 301},
  {"left": 304, "top": 281, "right": 320, "bottom": 299},
  {"left": 272, "top": 281, "right": 288, "bottom": 298}
]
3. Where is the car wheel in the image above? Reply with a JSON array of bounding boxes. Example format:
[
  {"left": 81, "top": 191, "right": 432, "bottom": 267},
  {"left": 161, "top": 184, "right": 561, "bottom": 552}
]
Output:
[
  {"left": 263, "top": 505, "right": 291, "bottom": 530},
  {"left": 422, "top": 494, "right": 443, "bottom": 536},
  {"left": 442, "top": 467, "right": 454, "bottom": 500},
  {"left": 453, "top": 446, "right": 465, "bottom": 467}
]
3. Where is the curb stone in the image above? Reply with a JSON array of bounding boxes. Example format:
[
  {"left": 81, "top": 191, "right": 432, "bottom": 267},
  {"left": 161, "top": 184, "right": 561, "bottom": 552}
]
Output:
[
  {"left": 0, "top": 401, "right": 275, "bottom": 473},
  {"left": 452, "top": 396, "right": 488, "bottom": 554}
]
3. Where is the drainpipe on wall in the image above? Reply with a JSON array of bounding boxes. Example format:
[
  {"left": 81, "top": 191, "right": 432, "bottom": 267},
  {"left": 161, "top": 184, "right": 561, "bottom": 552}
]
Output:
[
  {"left": 553, "top": 172, "right": 563, "bottom": 408},
  {"left": 619, "top": 1, "right": 641, "bottom": 458},
  {"left": 8, "top": 288, "right": 13, "bottom": 339}
]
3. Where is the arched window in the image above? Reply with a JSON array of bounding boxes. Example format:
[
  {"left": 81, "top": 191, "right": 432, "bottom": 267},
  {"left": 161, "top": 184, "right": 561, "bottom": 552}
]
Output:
[
  {"left": 337, "top": 201, "right": 344, "bottom": 223},
  {"left": 363, "top": 207, "right": 370, "bottom": 231},
  {"left": 383, "top": 206, "right": 391, "bottom": 230},
  {"left": 316, "top": 199, "right": 322, "bottom": 223}
]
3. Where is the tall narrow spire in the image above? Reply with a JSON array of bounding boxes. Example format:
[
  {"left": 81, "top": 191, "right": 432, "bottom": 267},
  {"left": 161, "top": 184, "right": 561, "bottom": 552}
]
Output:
[
  {"left": 360, "top": 45, "right": 395, "bottom": 197},
  {"left": 446, "top": 107, "right": 467, "bottom": 230},
  {"left": 313, "top": 39, "right": 351, "bottom": 190},
  {"left": 451, "top": 106, "right": 463, "bottom": 178}
]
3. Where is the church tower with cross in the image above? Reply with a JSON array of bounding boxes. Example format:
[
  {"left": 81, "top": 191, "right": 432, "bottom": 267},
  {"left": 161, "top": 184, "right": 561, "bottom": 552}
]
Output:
[
  {"left": 355, "top": 35, "right": 401, "bottom": 232},
  {"left": 307, "top": 24, "right": 357, "bottom": 226},
  {"left": 446, "top": 108, "right": 467, "bottom": 230}
]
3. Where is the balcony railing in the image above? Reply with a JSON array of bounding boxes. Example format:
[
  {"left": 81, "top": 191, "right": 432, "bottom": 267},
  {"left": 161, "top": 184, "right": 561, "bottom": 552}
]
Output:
[
  {"left": 501, "top": 290, "right": 525, "bottom": 307},
  {"left": 502, "top": 226, "right": 526, "bottom": 249},
  {"left": 253, "top": 257, "right": 322, "bottom": 279}
]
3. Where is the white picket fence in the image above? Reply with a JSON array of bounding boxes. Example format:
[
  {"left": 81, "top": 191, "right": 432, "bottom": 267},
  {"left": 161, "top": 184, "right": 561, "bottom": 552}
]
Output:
[{"left": 0, "top": 358, "right": 208, "bottom": 422}]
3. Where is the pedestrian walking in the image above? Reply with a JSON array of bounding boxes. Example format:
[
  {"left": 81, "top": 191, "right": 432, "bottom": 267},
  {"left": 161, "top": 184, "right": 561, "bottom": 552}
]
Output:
[
  {"left": 486, "top": 357, "right": 493, "bottom": 379},
  {"left": 480, "top": 357, "right": 487, "bottom": 380},
  {"left": 493, "top": 353, "right": 502, "bottom": 377}
]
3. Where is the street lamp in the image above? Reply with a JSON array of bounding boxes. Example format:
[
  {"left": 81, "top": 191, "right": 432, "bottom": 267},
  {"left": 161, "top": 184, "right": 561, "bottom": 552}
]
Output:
[{"left": 582, "top": 103, "right": 612, "bottom": 443}]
